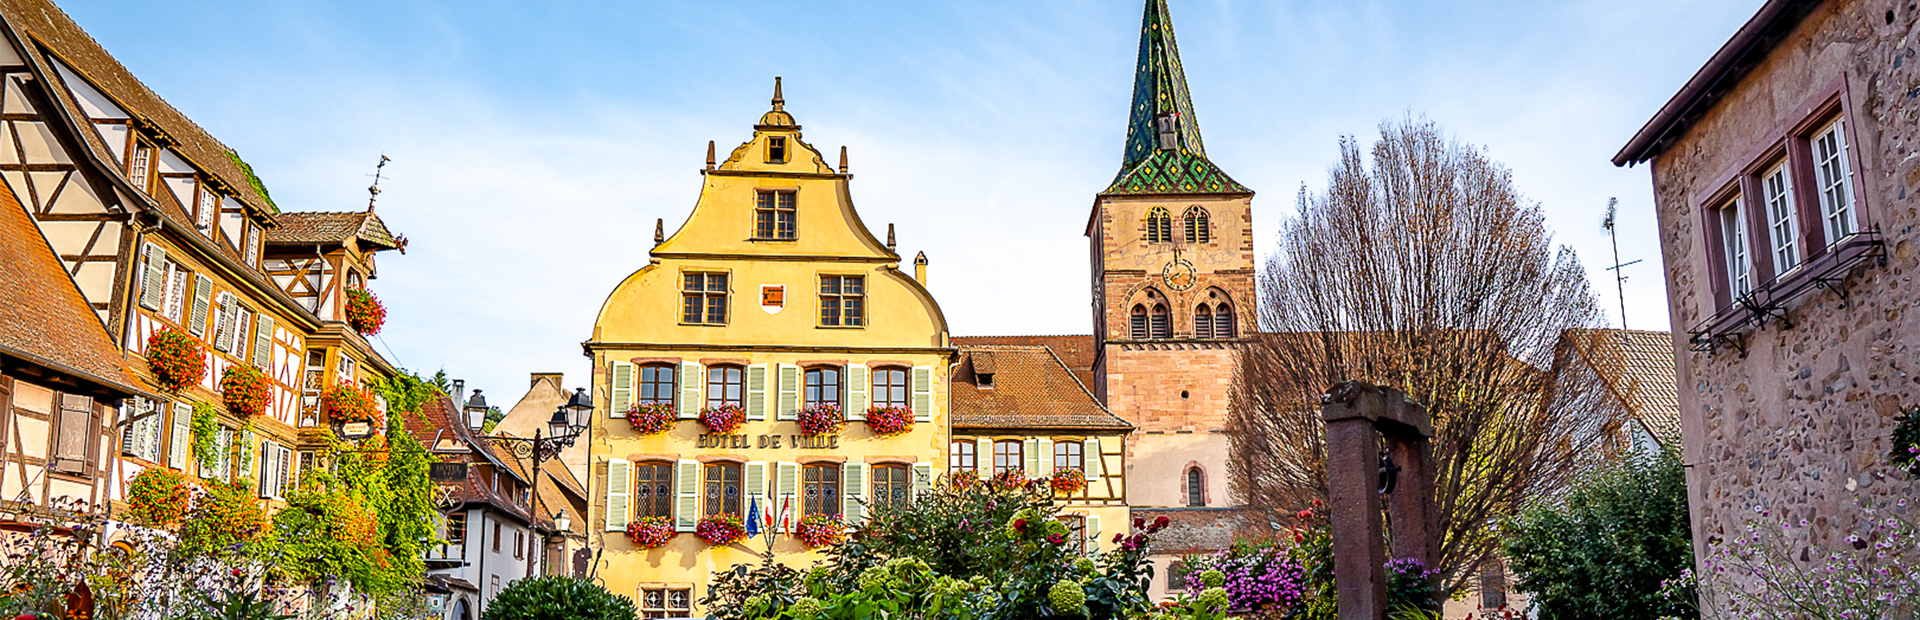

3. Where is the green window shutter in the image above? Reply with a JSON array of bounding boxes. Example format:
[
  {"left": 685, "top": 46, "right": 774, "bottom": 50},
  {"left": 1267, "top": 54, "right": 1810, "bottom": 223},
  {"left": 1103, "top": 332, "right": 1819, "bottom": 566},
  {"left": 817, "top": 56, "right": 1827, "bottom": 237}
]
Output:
[
  {"left": 913, "top": 462, "right": 933, "bottom": 499},
  {"left": 845, "top": 363, "right": 867, "bottom": 420},
  {"left": 841, "top": 463, "right": 866, "bottom": 523},
  {"left": 251, "top": 315, "right": 275, "bottom": 369},
  {"left": 168, "top": 403, "right": 190, "bottom": 470},
  {"left": 1023, "top": 438, "right": 1039, "bottom": 477},
  {"left": 678, "top": 362, "right": 702, "bottom": 419},
  {"left": 605, "top": 458, "right": 630, "bottom": 532},
  {"left": 139, "top": 243, "right": 167, "bottom": 310},
  {"left": 674, "top": 459, "right": 700, "bottom": 531},
  {"left": 911, "top": 366, "right": 933, "bottom": 423},
  {"left": 775, "top": 461, "right": 798, "bottom": 529},
  {"left": 1084, "top": 438, "right": 1103, "bottom": 479},
  {"left": 1038, "top": 439, "right": 1054, "bottom": 476},
  {"left": 974, "top": 438, "right": 992, "bottom": 471},
  {"left": 745, "top": 461, "right": 767, "bottom": 519},
  {"left": 776, "top": 364, "right": 799, "bottom": 420},
  {"left": 212, "top": 293, "right": 238, "bottom": 352},
  {"left": 1085, "top": 515, "right": 1102, "bottom": 553},
  {"left": 189, "top": 274, "right": 213, "bottom": 336},
  {"left": 609, "top": 362, "right": 633, "bottom": 418},
  {"left": 746, "top": 364, "right": 768, "bottom": 421}
]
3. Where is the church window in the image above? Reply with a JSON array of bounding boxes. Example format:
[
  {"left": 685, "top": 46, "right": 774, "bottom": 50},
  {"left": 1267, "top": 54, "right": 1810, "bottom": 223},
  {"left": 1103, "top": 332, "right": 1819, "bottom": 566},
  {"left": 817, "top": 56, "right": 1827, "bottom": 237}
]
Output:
[
  {"left": 1183, "top": 206, "right": 1210, "bottom": 243},
  {"left": 1213, "top": 303, "right": 1234, "bottom": 338},
  {"left": 1145, "top": 207, "right": 1173, "bottom": 244},
  {"left": 872, "top": 367, "right": 909, "bottom": 408},
  {"left": 635, "top": 461, "right": 674, "bottom": 518},
  {"left": 949, "top": 440, "right": 976, "bottom": 471},
  {"left": 1150, "top": 304, "right": 1170, "bottom": 339},
  {"left": 993, "top": 440, "right": 1023, "bottom": 476},
  {"left": 755, "top": 190, "right": 797, "bottom": 240},
  {"left": 767, "top": 137, "right": 788, "bottom": 164},
  {"left": 638, "top": 364, "right": 677, "bottom": 406},
  {"left": 706, "top": 365, "right": 745, "bottom": 408},
  {"left": 1129, "top": 305, "right": 1149, "bottom": 339},
  {"left": 681, "top": 272, "right": 729, "bottom": 324},
  {"left": 1186, "top": 467, "right": 1206, "bottom": 506},
  {"left": 803, "top": 463, "right": 841, "bottom": 516},
  {"left": 703, "top": 462, "right": 742, "bottom": 516},
  {"left": 1194, "top": 306, "right": 1213, "bottom": 339},
  {"left": 805, "top": 366, "right": 842, "bottom": 408},
  {"left": 819, "top": 275, "right": 865, "bottom": 327}
]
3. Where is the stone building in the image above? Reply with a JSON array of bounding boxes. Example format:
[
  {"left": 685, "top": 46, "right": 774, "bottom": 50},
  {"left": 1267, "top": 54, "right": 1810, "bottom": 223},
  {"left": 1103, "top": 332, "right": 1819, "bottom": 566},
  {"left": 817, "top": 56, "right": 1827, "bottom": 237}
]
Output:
[
  {"left": 1613, "top": 0, "right": 1920, "bottom": 597},
  {"left": 582, "top": 81, "right": 955, "bottom": 616}
]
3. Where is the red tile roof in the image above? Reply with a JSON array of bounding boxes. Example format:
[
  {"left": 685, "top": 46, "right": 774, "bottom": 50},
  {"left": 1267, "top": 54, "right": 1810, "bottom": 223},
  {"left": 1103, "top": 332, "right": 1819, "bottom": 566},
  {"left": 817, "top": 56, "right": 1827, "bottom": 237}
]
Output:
[
  {"left": 951, "top": 345, "right": 1129, "bottom": 431},
  {"left": 951, "top": 335, "right": 1096, "bottom": 387},
  {"left": 268, "top": 211, "right": 400, "bottom": 249},
  {"left": 1571, "top": 329, "right": 1681, "bottom": 446},
  {"left": 0, "top": 180, "right": 140, "bottom": 395}
]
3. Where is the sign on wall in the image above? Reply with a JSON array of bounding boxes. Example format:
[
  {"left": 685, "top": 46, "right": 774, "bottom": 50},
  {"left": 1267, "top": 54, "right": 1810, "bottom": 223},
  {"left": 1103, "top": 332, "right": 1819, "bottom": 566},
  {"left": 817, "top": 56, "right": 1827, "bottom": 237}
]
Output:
[{"left": 761, "top": 285, "right": 785, "bottom": 314}]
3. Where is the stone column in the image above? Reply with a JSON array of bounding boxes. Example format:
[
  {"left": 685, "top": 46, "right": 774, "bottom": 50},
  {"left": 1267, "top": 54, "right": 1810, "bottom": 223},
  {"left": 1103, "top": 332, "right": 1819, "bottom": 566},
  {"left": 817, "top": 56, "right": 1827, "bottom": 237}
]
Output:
[
  {"left": 1324, "top": 408, "right": 1387, "bottom": 620},
  {"left": 1385, "top": 434, "right": 1438, "bottom": 573}
]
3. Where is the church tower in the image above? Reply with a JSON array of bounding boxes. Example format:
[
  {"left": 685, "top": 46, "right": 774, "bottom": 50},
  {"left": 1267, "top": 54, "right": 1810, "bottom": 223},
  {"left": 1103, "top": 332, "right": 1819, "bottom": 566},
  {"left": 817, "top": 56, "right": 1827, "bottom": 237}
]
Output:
[{"left": 1088, "top": 0, "right": 1254, "bottom": 518}]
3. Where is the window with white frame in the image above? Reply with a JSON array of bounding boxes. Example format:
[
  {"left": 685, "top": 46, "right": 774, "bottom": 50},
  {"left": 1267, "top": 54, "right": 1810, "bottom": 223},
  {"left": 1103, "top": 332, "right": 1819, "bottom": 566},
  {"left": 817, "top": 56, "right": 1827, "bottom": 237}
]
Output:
[
  {"left": 1811, "top": 119, "right": 1856, "bottom": 245},
  {"left": 1718, "top": 198, "right": 1752, "bottom": 299},
  {"left": 1761, "top": 161, "right": 1799, "bottom": 274}
]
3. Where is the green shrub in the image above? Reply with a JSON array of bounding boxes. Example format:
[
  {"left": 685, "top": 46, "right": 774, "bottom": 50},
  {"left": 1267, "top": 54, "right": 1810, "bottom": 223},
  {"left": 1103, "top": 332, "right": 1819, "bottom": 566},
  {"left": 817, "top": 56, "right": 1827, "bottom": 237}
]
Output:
[
  {"left": 1500, "top": 446, "right": 1694, "bottom": 619},
  {"left": 481, "top": 576, "right": 637, "bottom": 620}
]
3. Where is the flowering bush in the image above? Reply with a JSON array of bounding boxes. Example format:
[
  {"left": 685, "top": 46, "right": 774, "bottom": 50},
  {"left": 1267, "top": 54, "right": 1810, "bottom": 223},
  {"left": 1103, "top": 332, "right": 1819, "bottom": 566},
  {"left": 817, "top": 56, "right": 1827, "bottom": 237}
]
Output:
[
  {"left": 145, "top": 327, "right": 206, "bottom": 392},
  {"left": 1892, "top": 405, "right": 1920, "bottom": 477},
  {"left": 322, "top": 381, "right": 379, "bottom": 422},
  {"left": 795, "top": 513, "right": 846, "bottom": 548},
  {"left": 991, "top": 468, "right": 1028, "bottom": 491},
  {"left": 125, "top": 467, "right": 193, "bottom": 526},
  {"left": 219, "top": 364, "right": 273, "bottom": 416},
  {"left": 1050, "top": 468, "right": 1087, "bottom": 495},
  {"left": 1187, "top": 541, "right": 1311, "bottom": 611},
  {"left": 344, "top": 288, "right": 385, "bottom": 336},
  {"left": 697, "top": 513, "right": 746, "bottom": 546},
  {"left": 699, "top": 404, "right": 745, "bottom": 434},
  {"left": 796, "top": 403, "right": 843, "bottom": 436},
  {"left": 625, "top": 515, "right": 674, "bottom": 549},
  {"left": 179, "top": 480, "right": 272, "bottom": 558},
  {"left": 1699, "top": 494, "right": 1918, "bottom": 620},
  {"left": 626, "top": 401, "right": 675, "bottom": 435},
  {"left": 864, "top": 405, "right": 914, "bottom": 436}
]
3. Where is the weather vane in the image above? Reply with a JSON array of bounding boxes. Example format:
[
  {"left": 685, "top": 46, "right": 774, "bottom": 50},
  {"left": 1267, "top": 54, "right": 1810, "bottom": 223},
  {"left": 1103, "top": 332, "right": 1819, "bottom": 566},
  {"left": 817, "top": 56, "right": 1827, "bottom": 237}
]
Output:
[{"left": 367, "top": 154, "right": 391, "bottom": 211}]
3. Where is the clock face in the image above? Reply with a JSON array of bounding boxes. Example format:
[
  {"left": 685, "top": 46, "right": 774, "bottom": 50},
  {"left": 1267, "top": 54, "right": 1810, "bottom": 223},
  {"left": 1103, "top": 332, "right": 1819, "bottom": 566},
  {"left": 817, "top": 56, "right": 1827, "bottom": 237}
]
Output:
[{"left": 1162, "top": 259, "right": 1197, "bottom": 291}]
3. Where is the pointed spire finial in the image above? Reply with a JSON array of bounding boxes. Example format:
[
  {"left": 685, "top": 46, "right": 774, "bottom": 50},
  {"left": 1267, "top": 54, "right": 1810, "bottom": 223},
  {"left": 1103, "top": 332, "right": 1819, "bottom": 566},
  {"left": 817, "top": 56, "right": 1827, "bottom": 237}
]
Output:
[
  {"left": 839, "top": 146, "right": 848, "bottom": 174},
  {"left": 886, "top": 223, "right": 896, "bottom": 253},
  {"left": 771, "top": 76, "right": 784, "bottom": 111},
  {"left": 654, "top": 218, "right": 664, "bottom": 246},
  {"left": 367, "top": 154, "right": 391, "bottom": 211},
  {"left": 1121, "top": 0, "right": 1207, "bottom": 169},
  {"left": 706, "top": 140, "right": 716, "bottom": 170}
]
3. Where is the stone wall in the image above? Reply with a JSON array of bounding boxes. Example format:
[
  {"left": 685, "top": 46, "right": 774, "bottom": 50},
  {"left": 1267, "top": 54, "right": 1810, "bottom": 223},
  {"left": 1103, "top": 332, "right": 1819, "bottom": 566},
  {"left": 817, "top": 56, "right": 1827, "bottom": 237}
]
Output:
[{"left": 1646, "top": 0, "right": 1920, "bottom": 596}]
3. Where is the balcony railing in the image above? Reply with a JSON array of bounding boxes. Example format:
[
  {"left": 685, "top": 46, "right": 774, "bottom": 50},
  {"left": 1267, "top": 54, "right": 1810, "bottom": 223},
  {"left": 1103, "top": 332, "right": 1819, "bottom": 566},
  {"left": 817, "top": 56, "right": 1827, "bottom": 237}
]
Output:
[{"left": 1690, "top": 227, "right": 1886, "bottom": 357}]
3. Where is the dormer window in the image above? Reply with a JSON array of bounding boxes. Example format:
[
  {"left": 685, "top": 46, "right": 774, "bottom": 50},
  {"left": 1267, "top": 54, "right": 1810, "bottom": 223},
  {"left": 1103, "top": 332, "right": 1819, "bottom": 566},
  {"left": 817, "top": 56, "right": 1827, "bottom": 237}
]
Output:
[
  {"left": 1156, "top": 113, "right": 1178, "bottom": 151},
  {"left": 767, "top": 137, "right": 788, "bottom": 164},
  {"left": 976, "top": 372, "right": 994, "bottom": 388},
  {"left": 129, "top": 141, "right": 153, "bottom": 192},
  {"left": 195, "top": 186, "right": 218, "bottom": 236}
]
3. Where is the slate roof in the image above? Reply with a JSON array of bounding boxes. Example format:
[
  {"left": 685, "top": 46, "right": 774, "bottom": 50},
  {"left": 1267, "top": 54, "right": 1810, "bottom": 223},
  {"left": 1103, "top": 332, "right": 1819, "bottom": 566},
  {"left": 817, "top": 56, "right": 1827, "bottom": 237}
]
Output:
[
  {"left": 951, "top": 335, "right": 1096, "bottom": 388},
  {"left": 0, "top": 180, "right": 140, "bottom": 396},
  {"left": 268, "top": 211, "right": 400, "bottom": 249},
  {"left": 951, "top": 345, "right": 1130, "bottom": 431},
  {"left": 1570, "top": 329, "right": 1681, "bottom": 446}
]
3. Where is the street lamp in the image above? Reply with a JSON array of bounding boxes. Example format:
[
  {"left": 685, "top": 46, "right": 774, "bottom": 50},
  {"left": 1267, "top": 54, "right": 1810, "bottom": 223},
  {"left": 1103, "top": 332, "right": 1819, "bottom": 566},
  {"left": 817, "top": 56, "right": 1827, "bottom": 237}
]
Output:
[
  {"left": 464, "top": 390, "right": 488, "bottom": 431},
  {"left": 474, "top": 386, "right": 592, "bottom": 578}
]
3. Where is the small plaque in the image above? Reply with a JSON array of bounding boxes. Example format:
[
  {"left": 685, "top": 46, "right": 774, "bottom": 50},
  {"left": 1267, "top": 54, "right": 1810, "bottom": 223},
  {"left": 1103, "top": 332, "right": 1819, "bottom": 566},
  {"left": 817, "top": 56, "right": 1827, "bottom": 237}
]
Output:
[
  {"left": 430, "top": 462, "right": 468, "bottom": 482},
  {"left": 761, "top": 285, "right": 785, "bottom": 314},
  {"left": 341, "top": 422, "right": 372, "bottom": 438}
]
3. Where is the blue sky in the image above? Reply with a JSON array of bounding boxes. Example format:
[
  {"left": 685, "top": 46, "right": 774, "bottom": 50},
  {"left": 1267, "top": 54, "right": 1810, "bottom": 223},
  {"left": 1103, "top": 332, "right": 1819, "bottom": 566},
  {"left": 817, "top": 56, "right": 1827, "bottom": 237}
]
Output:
[{"left": 63, "top": 0, "right": 1753, "bottom": 401}]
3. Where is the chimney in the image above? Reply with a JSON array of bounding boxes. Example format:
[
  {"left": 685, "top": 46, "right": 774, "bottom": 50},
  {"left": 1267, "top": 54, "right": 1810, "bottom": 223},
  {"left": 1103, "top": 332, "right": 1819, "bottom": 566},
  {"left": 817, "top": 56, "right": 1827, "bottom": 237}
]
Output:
[
  {"left": 452, "top": 379, "right": 466, "bottom": 406},
  {"left": 913, "top": 252, "right": 928, "bottom": 286},
  {"left": 532, "top": 372, "right": 564, "bottom": 390}
]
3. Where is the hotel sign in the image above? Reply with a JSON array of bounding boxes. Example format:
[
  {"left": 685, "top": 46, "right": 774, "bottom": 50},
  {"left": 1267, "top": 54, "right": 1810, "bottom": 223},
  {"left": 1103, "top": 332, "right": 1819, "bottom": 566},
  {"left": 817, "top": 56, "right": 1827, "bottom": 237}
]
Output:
[{"left": 698, "top": 433, "right": 840, "bottom": 449}]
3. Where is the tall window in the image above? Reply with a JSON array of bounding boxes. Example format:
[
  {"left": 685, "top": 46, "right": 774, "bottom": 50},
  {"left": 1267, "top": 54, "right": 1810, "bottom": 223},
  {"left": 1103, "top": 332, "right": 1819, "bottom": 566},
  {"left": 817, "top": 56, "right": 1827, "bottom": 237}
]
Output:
[
  {"left": 1186, "top": 468, "right": 1206, "bottom": 507},
  {"left": 703, "top": 463, "right": 742, "bottom": 516},
  {"left": 196, "top": 188, "right": 218, "bottom": 236},
  {"left": 1145, "top": 207, "right": 1173, "bottom": 244},
  {"left": 1762, "top": 161, "right": 1799, "bottom": 274},
  {"left": 872, "top": 464, "right": 910, "bottom": 508},
  {"left": 755, "top": 190, "right": 797, "bottom": 240},
  {"left": 635, "top": 461, "right": 674, "bottom": 518},
  {"left": 682, "top": 272, "right": 729, "bottom": 324},
  {"left": 1212, "top": 303, "right": 1234, "bottom": 338},
  {"left": 872, "top": 368, "right": 909, "bottom": 408},
  {"left": 129, "top": 142, "right": 153, "bottom": 191},
  {"left": 1053, "top": 441, "right": 1082, "bottom": 473},
  {"left": 805, "top": 367, "right": 841, "bottom": 408},
  {"left": 1150, "top": 304, "right": 1170, "bottom": 339},
  {"left": 1719, "top": 199, "right": 1752, "bottom": 299},
  {"left": 802, "top": 463, "right": 840, "bottom": 516},
  {"left": 446, "top": 511, "right": 466, "bottom": 546},
  {"left": 1812, "top": 119, "right": 1856, "bottom": 245},
  {"left": 1182, "top": 206, "right": 1210, "bottom": 243},
  {"left": 1194, "top": 306, "right": 1213, "bottom": 339},
  {"left": 1130, "top": 305, "right": 1149, "bottom": 339},
  {"left": 819, "top": 275, "right": 865, "bottom": 326},
  {"left": 949, "top": 440, "right": 976, "bottom": 471},
  {"left": 767, "top": 137, "right": 788, "bottom": 163},
  {"left": 638, "top": 364, "right": 676, "bottom": 405},
  {"left": 993, "top": 440, "right": 1023, "bottom": 476},
  {"left": 706, "top": 366, "right": 745, "bottom": 408}
]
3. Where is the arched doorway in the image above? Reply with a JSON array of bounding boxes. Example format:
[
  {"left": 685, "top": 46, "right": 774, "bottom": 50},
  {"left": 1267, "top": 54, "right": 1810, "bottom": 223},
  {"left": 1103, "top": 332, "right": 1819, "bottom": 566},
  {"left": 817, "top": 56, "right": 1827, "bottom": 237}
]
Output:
[{"left": 451, "top": 598, "right": 471, "bottom": 620}]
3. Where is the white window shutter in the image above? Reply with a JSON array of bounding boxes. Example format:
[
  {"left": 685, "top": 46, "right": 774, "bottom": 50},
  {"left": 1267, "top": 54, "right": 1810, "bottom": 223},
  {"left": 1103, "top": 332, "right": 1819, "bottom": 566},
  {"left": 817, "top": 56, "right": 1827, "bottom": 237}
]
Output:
[
  {"left": 841, "top": 463, "right": 866, "bottom": 523},
  {"left": 1038, "top": 439, "right": 1054, "bottom": 476},
  {"left": 609, "top": 361, "right": 633, "bottom": 418},
  {"left": 189, "top": 274, "right": 213, "bottom": 336},
  {"left": 845, "top": 363, "right": 868, "bottom": 420},
  {"left": 775, "top": 461, "right": 798, "bottom": 529},
  {"left": 605, "top": 458, "right": 631, "bottom": 532},
  {"left": 252, "top": 315, "right": 275, "bottom": 369},
  {"left": 776, "top": 364, "right": 799, "bottom": 420},
  {"left": 674, "top": 459, "right": 700, "bottom": 531},
  {"left": 212, "top": 293, "right": 238, "bottom": 352},
  {"left": 913, "top": 462, "right": 933, "bottom": 499},
  {"left": 1085, "top": 515, "right": 1102, "bottom": 553},
  {"left": 746, "top": 364, "right": 768, "bottom": 421},
  {"left": 168, "top": 403, "right": 190, "bottom": 470},
  {"left": 745, "top": 461, "right": 767, "bottom": 521},
  {"left": 1023, "top": 438, "right": 1039, "bottom": 477},
  {"left": 1084, "top": 438, "right": 1102, "bottom": 479},
  {"left": 277, "top": 445, "right": 292, "bottom": 497},
  {"left": 678, "top": 362, "right": 702, "bottom": 419},
  {"left": 258, "top": 440, "right": 276, "bottom": 499},
  {"left": 975, "top": 438, "right": 992, "bottom": 471},
  {"left": 139, "top": 243, "right": 167, "bottom": 310},
  {"left": 911, "top": 366, "right": 933, "bottom": 423}
]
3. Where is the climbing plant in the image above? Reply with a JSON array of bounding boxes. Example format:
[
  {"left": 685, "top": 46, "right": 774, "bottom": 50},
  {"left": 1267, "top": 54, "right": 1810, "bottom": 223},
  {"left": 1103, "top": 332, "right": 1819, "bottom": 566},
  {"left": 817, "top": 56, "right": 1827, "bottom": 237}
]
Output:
[{"left": 190, "top": 402, "right": 220, "bottom": 474}]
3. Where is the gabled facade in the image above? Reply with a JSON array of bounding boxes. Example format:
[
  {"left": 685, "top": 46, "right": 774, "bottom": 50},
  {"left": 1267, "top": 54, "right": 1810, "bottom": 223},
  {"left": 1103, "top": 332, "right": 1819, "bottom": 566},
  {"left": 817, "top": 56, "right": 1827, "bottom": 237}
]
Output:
[{"left": 584, "top": 81, "right": 955, "bottom": 616}]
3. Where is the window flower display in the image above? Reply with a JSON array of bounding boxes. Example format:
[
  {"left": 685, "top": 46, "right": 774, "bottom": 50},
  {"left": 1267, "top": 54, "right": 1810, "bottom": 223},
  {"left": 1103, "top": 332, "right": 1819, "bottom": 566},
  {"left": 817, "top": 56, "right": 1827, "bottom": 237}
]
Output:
[
  {"left": 626, "top": 402, "right": 675, "bottom": 436},
  {"left": 220, "top": 364, "right": 273, "bottom": 417},
  {"left": 145, "top": 327, "right": 206, "bottom": 393},
  {"left": 863, "top": 405, "right": 913, "bottom": 436},
  {"left": 699, "top": 404, "right": 746, "bottom": 434}
]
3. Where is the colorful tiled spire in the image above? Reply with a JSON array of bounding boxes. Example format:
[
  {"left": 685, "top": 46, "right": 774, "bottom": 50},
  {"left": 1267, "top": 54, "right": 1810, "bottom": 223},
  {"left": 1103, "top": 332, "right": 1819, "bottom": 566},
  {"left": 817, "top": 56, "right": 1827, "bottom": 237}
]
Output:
[{"left": 1105, "top": 0, "right": 1248, "bottom": 196}]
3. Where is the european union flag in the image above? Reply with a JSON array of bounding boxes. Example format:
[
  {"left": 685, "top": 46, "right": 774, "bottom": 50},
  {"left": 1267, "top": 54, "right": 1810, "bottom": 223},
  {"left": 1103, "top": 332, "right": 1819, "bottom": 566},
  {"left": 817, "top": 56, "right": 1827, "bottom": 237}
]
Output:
[{"left": 745, "top": 496, "right": 761, "bottom": 538}]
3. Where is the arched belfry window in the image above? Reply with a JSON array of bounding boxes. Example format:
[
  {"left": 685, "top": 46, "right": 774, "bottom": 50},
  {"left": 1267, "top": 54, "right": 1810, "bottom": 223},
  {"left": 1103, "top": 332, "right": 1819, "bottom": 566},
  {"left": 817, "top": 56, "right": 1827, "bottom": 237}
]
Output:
[
  {"left": 1146, "top": 207, "right": 1173, "bottom": 244},
  {"left": 1130, "top": 305, "right": 1149, "bottom": 339},
  {"left": 1183, "top": 206, "right": 1210, "bottom": 244},
  {"left": 1194, "top": 305, "right": 1214, "bottom": 339},
  {"left": 1150, "top": 304, "right": 1170, "bottom": 339},
  {"left": 1213, "top": 303, "right": 1234, "bottom": 338}
]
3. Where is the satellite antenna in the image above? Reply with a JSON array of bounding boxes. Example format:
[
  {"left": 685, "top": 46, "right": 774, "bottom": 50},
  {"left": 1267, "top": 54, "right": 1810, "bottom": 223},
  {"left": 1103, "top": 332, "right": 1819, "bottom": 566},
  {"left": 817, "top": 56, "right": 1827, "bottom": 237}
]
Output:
[
  {"left": 1601, "top": 197, "right": 1642, "bottom": 330},
  {"left": 367, "top": 154, "right": 391, "bottom": 211}
]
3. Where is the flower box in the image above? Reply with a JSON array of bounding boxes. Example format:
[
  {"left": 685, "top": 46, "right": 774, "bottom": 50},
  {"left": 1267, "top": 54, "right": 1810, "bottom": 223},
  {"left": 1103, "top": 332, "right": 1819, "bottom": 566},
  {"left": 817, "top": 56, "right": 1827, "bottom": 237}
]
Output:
[
  {"left": 126, "top": 467, "right": 193, "bottom": 526},
  {"left": 322, "top": 381, "right": 379, "bottom": 423},
  {"left": 795, "top": 513, "right": 846, "bottom": 548},
  {"left": 626, "top": 402, "right": 675, "bottom": 435},
  {"left": 699, "top": 404, "right": 745, "bottom": 434},
  {"left": 1050, "top": 468, "right": 1087, "bottom": 495},
  {"left": 625, "top": 515, "right": 674, "bottom": 549},
  {"left": 696, "top": 513, "right": 746, "bottom": 546},
  {"left": 344, "top": 288, "right": 386, "bottom": 336},
  {"left": 220, "top": 364, "right": 273, "bottom": 417},
  {"left": 796, "top": 403, "right": 843, "bottom": 436},
  {"left": 146, "top": 327, "right": 207, "bottom": 393},
  {"left": 863, "top": 405, "right": 914, "bottom": 436}
]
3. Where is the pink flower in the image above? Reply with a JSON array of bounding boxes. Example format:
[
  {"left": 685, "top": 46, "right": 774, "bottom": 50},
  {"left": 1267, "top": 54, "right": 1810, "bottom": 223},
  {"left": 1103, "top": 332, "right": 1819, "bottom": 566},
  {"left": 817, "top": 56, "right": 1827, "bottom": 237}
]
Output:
[
  {"left": 1153, "top": 515, "right": 1171, "bottom": 530},
  {"left": 1013, "top": 518, "right": 1027, "bottom": 532},
  {"left": 1296, "top": 510, "right": 1314, "bottom": 521},
  {"left": 1113, "top": 533, "right": 1124, "bottom": 543},
  {"left": 1047, "top": 534, "right": 1065, "bottom": 545}
]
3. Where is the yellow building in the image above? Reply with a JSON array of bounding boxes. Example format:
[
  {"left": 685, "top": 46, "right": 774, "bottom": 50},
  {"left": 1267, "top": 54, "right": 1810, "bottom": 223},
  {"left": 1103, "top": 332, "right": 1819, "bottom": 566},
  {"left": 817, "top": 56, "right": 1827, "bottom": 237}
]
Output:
[{"left": 583, "top": 80, "right": 955, "bottom": 617}]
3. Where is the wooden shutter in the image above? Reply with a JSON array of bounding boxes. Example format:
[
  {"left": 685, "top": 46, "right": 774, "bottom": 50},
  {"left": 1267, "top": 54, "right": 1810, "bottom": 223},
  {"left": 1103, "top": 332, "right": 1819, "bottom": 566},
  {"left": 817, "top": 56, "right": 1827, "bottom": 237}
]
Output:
[
  {"left": 212, "top": 293, "right": 238, "bottom": 352},
  {"left": 913, "top": 462, "right": 933, "bottom": 499},
  {"left": 609, "top": 361, "right": 633, "bottom": 418},
  {"left": 1084, "top": 438, "right": 1103, "bottom": 480},
  {"left": 974, "top": 438, "right": 992, "bottom": 471},
  {"left": 252, "top": 315, "right": 275, "bottom": 369},
  {"left": 673, "top": 459, "right": 699, "bottom": 531},
  {"left": 776, "top": 364, "right": 799, "bottom": 420},
  {"left": 1022, "top": 438, "right": 1039, "bottom": 477},
  {"left": 845, "top": 363, "right": 867, "bottom": 420},
  {"left": 168, "top": 403, "right": 191, "bottom": 470},
  {"left": 745, "top": 364, "right": 768, "bottom": 421},
  {"left": 678, "top": 362, "right": 701, "bottom": 419},
  {"left": 189, "top": 274, "right": 213, "bottom": 336},
  {"left": 841, "top": 463, "right": 866, "bottom": 524},
  {"left": 1038, "top": 439, "right": 1054, "bottom": 476},
  {"left": 139, "top": 243, "right": 167, "bottom": 310},
  {"left": 745, "top": 461, "right": 767, "bottom": 522},
  {"left": 911, "top": 366, "right": 933, "bottom": 422},
  {"left": 51, "top": 394, "right": 93, "bottom": 474},
  {"left": 258, "top": 440, "right": 277, "bottom": 499},
  {"left": 1085, "top": 515, "right": 1102, "bottom": 553},
  {"left": 775, "top": 461, "right": 798, "bottom": 527},
  {"left": 276, "top": 445, "right": 292, "bottom": 497},
  {"left": 605, "top": 458, "right": 630, "bottom": 532}
]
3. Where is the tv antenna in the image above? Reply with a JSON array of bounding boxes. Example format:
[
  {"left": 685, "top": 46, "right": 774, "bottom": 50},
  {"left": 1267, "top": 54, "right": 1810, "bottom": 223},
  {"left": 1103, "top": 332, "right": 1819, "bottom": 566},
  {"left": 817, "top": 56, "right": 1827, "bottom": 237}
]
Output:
[
  {"left": 367, "top": 154, "right": 391, "bottom": 211},
  {"left": 1601, "top": 197, "right": 1642, "bottom": 330}
]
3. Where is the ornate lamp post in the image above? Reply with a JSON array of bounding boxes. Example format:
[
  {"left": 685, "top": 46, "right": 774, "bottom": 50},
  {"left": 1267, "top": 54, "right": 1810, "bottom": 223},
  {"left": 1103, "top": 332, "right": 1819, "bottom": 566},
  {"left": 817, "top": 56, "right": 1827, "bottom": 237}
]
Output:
[{"left": 467, "top": 387, "right": 592, "bottom": 578}]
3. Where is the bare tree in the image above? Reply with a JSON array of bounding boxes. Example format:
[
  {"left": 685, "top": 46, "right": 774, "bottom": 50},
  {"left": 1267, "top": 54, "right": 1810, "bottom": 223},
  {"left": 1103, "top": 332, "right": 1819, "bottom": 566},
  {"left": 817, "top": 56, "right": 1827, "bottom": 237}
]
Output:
[{"left": 1227, "top": 117, "right": 1626, "bottom": 594}]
